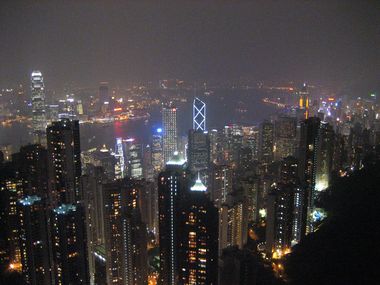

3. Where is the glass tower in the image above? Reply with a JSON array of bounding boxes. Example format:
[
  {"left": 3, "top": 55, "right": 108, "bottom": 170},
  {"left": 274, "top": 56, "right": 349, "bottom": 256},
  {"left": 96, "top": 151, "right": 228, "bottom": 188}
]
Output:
[
  {"left": 162, "top": 106, "right": 178, "bottom": 163},
  {"left": 193, "top": 97, "right": 206, "bottom": 131},
  {"left": 31, "top": 71, "right": 47, "bottom": 145}
]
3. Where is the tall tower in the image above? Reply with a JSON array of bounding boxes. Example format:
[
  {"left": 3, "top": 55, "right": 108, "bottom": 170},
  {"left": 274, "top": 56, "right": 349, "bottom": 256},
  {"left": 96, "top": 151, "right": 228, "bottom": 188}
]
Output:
[
  {"left": 18, "top": 196, "right": 52, "bottom": 285},
  {"left": 102, "top": 178, "right": 148, "bottom": 285},
  {"left": 158, "top": 152, "right": 187, "bottom": 285},
  {"left": 162, "top": 106, "right": 178, "bottom": 163},
  {"left": 50, "top": 204, "right": 89, "bottom": 285},
  {"left": 298, "top": 118, "right": 334, "bottom": 234},
  {"left": 13, "top": 144, "right": 48, "bottom": 198},
  {"left": 193, "top": 97, "right": 206, "bottom": 131},
  {"left": 178, "top": 176, "right": 218, "bottom": 285},
  {"left": 274, "top": 116, "right": 297, "bottom": 160},
  {"left": 31, "top": 71, "right": 47, "bottom": 145},
  {"left": 259, "top": 120, "right": 274, "bottom": 166},
  {"left": 99, "top": 82, "right": 109, "bottom": 103},
  {"left": 187, "top": 129, "right": 210, "bottom": 173},
  {"left": 46, "top": 119, "right": 89, "bottom": 284},
  {"left": 123, "top": 138, "right": 143, "bottom": 179},
  {"left": 47, "top": 119, "right": 82, "bottom": 206},
  {"left": 298, "top": 83, "right": 310, "bottom": 119},
  {"left": 151, "top": 128, "right": 164, "bottom": 174}
]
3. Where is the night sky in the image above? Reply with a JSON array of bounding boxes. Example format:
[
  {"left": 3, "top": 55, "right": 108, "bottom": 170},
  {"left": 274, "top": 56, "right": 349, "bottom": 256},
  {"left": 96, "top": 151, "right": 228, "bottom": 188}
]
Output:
[{"left": 1, "top": 0, "right": 379, "bottom": 90}]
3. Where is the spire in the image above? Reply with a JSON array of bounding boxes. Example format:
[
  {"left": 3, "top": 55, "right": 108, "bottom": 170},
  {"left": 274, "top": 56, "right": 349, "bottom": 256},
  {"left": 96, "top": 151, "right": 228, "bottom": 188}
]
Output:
[{"left": 190, "top": 173, "right": 207, "bottom": 192}]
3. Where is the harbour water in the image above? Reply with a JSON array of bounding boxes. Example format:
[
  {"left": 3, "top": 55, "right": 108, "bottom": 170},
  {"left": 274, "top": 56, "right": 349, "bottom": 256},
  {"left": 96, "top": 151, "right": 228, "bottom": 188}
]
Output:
[{"left": 0, "top": 88, "right": 280, "bottom": 152}]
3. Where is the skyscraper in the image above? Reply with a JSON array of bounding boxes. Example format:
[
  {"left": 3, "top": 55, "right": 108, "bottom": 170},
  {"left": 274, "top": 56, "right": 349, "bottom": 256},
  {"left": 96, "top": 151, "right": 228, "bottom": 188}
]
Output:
[
  {"left": 178, "top": 176, "right": 218, "bottom": 285},
  {"left": 315, "top": 122, "right": 335, "bottom": 192},
  {"left": 162, "top": 105, "right": 178, "bottom": 163},
  {"left": 151, "top": 128, "right": 164, "bottom": 174},
  {"left": 187, "top": 129, "right": 210, "bottom": 173},
  {"left": 259, "top": 120, "right": 274, "bottom": 166},
  {"left": 274, "top": 116, "right": 297, "bottom": 160},
  {"left": 266, "top": 156, "right": 301, "bottom": 255},
  {"left": 103, "top": 178, "right": 148, "bottom": 285},
  {"left": 18, "top": 196, "right": 51, "bottom": 285},
  {"left": 12, "top": 144, "right": 48, "bottom": 198},
  {"left": 46, "top": 119, "right": 82, "bottom": 206},
  {"left": 158, "top": 152, "right": 187, "bottom": 285},
  {"left": 193, "top": 97, "right": 206, "bottom": 131},
  {"left": 298, "top": 117, "right": 334, "bottom": 234},
  {"left": 103, "top": 181, "right": 132, "bottom": 285},
  {"left": 31, "top": 71, "right": 47, "bottom": 145},
  {"left": 298, "top": 83, "right": 310, "bottom": 120},
  {"left": 124, "top": 138, "right": 143, "bottom": 179},
  {"left": 46, "top": 118, "right": 89, "bottom": 284},
  {"left": 99, "top": 82, "right": 109, "bottom": 103},
  {"left": 50, "top": 204, "right": 89, "bottom": 285}
]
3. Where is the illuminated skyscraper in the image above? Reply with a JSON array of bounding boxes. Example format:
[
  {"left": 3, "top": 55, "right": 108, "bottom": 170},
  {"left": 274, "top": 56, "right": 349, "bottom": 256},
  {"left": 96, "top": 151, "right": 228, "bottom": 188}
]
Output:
[
  {"left": 315, "top": 122, "right": 334, "bottom": 193},
  {"left": 266, "top": 157, "right": 301, "bottom": 256},
  {"left": 218, "top": 199, "right": 249, "bottom": 255},
  {"left": 123, "top": 138, "right": 143, "bottom": 179},
  {"left": 298, "top": 117, "right": 320, "bottom": 235},
  {"left": 193, "top": 97, "right": 206, "bottom": 131},
  {"left": 274, "top": 116, "right": 297, "bottom": 160},
  {"left": 178, "top": 176, "right": 218, "bottom": 285},
  {"left": 210, "top": 164, "right": 233, "bottom": 208},
  {"left": 46, "top": 119, "right": 89, "bottom": 284},
  {"left": 51, "top": 204, "right": 89, "bottom": 285},
  {"left": 151, "top": 128, "right": 163, "bottom": 174},
  {"left": 298, "top": 83, "right": 310, "bottom": 119},
  {"left": 115, "top": 137, "right": 126, "bottom": 178},
  {"left": 18, "top": 196, "right": 51, "bottom": 285},
  {"left": 187, "top": 129, "right": 210, "bottom": 173},
  {"left": 259, "top": 120, "right": 274, "bottom": 166},
  {"left": 162, "top": 106, "right": 178, "bottom": 163},
  {"left": 13, "top": 144, "right": 48, "bottom": 198},
  {"left": 103, "top": 178, "right": 148, "bottom": 285},
  {"left": 298, "top": 118, "right": 334, "bottom": 233},
  {"left": 158, "top": 153, "right": 187, "bottom": 285},
  {"left": 31, "top": 71, "right": 47, "bottom": 145},
  {"left": 47, "top": 119, "right": 82, "bottom": 206}
]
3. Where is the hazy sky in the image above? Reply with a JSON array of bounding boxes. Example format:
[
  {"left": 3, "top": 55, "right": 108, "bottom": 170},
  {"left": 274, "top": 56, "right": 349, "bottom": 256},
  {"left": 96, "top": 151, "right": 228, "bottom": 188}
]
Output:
[{"left": 1, "top": 0, "right": 379, "bottom": 90}]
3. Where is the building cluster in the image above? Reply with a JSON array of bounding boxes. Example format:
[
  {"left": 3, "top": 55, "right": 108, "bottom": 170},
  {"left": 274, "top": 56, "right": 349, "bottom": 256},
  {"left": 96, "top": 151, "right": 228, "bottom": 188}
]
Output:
[{"left": 1, "top": 72, "right": 380, "bottom": 285}]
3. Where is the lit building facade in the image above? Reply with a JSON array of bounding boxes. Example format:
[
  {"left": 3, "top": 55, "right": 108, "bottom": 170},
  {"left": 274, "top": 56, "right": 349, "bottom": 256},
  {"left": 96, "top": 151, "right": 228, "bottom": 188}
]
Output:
[
  {"left": 151, "top": 128, "right": 164, "bottom": 174},
  {"left": 158, "top": 153, "right": 187, "bottom": 285},
  {"left": 51, "top": 204, "right": 89, "bottom": 285},
  {"left": 259, "top": 120, "right": 274, "bottom": 166},
  {"left": 162, "top": 106, "right": 178, "bottom": 163},
  {"left": 102, "top": 178, "right": 148, "bottom": 285},
  {"left": 178, "top": 177, "right": 218, "bottom": 285},
  {"left": 47, "top": 119, "right": 82, "bottom": 206},
  {"left": 187, "top": 129, "right": 210, "bottom": 173},
  {"left": 124, "top": 138, "right": 143, "bottom": 179},
  {"left": 274, "top": 116, "right": 297, "bottom": 160},
  {"left": 298, "top": 117, "right": 335, "bottom": 234},
  {"left": 193, "top": 97, "right": 206, "bottom": 131},
  {"left": 31, "top": 71, "right": 47, "bottom": 145},
  {"left": 298, "top": 83, "right": 310, "bottom": 119},
  {"left": 18, "top": 196, "right": 51, "bottom": 285}
]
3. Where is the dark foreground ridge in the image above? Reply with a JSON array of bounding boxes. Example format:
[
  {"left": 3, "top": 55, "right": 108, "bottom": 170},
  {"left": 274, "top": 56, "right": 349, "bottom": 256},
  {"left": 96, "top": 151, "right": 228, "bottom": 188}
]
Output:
[{"left": 285, "top": 159, "right": 380, "bottom": 285}]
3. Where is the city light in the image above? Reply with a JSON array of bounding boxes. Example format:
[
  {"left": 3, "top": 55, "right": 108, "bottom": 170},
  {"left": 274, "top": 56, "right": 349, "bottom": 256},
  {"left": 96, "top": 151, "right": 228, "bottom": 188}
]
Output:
[{"left": 0, "top": 3, "right": 377, "bottom": 284}]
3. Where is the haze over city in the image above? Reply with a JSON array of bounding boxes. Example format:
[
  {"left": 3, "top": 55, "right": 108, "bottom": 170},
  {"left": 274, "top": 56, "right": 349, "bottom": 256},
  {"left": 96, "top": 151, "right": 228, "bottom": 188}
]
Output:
[
  {"left": 0, "top": 1, "right": 379, "bottom": 285},
  {"left": 1, "top": 1, "right": 379, "bottom": 92}
]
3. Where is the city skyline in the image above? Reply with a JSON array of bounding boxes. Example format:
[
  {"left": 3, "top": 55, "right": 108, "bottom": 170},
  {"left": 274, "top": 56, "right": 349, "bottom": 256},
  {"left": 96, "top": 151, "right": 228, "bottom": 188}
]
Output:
[{"left": 0, "top": 2, "right": 379, "bottom": 285}]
